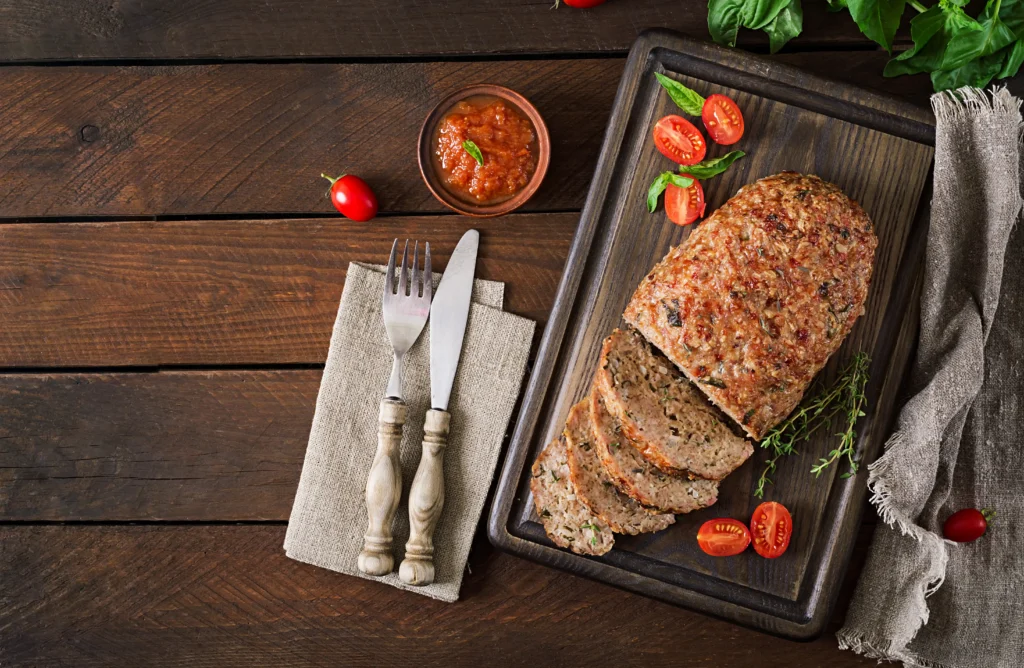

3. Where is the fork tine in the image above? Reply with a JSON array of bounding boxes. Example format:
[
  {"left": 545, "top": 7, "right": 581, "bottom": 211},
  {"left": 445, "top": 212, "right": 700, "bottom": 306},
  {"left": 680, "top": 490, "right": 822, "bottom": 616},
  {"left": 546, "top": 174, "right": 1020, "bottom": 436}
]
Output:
[
  {"left": 423, "top": 242, "right": 432, "bottom": 303},
  {"left": 412, "top": 241, "right": 421, "bottom": 298},
  {"left": 384, "top": 239, "right": 398, "bottom": 297},
  {"left": 398, "top": 239, "right": 409, "bottom": 297}
]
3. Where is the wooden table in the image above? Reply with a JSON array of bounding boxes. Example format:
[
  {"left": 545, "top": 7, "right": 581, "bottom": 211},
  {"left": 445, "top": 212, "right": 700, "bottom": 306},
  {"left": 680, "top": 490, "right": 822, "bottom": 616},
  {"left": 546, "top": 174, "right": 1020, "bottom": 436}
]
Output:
[{"left": 0, "top": 3, "right": 967, "bottom": 665}]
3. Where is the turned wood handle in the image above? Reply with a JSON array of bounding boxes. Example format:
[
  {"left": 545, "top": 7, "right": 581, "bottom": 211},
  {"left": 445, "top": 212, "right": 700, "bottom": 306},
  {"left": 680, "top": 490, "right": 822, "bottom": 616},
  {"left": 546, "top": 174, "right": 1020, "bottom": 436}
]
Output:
[
  {"left": 357, "top": 397, "right": 406, "bottom": 576},
  {"left": 399, "top": 408, "right": 450, "bottom": 586}
]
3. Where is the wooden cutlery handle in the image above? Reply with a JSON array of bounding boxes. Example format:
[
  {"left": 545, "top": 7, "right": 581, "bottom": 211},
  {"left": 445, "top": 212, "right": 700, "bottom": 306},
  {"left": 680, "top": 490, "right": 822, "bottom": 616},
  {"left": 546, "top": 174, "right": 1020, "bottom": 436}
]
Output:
[
  {"left": 357, "top": 397, "right": 406, "bottom": 576},
  {"left": 399, "top": 408, "right": 450, "bottom": 586}
]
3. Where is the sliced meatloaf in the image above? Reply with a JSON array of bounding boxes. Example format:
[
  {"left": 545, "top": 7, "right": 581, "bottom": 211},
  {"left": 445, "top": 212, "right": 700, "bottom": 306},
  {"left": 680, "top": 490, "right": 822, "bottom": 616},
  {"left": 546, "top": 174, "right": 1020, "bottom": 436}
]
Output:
[
  {"left": 531, "top": 435, "right": 615, "bottom": 555},
  {"left": 563, "top": 399, "right": 675, "bottom": 534},
  {"left": 624, "top": 172, "right": 877, "bottom": 440},
  {"left": 589, "top": 389, "right": 719, "bottom": 514},
  {"left": 594, "top": 327, "right": 753, "bottom": 480}
]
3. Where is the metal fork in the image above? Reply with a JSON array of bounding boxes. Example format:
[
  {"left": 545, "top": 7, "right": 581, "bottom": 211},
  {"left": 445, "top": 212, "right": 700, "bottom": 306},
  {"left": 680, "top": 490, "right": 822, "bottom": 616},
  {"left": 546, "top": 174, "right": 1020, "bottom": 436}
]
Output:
[{"left": 357, "top": 240, "right": 432, "bottom": 576}]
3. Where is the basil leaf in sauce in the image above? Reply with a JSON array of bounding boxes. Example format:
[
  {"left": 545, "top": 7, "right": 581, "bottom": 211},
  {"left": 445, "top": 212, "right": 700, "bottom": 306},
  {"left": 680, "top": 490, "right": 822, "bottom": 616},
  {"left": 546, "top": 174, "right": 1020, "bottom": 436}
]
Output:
[
  {"left": 680, "top": 151, "right": 746, "bottom": 180},
  {"left": 647, "top": 171, "right": 695, "bottom": 213},
  {"left": 462, "top": 140, "right": 484, "bottom": 166},
  {"left": 654, "top": 73, "right": 706, "bottom": 116}
]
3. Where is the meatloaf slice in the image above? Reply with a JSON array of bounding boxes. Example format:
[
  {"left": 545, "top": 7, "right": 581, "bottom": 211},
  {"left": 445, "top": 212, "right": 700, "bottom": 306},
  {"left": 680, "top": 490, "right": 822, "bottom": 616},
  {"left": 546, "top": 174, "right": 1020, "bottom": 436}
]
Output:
[
  {"left": 594, "top": 328, "right": 753, "bottom": 480},
  {"left": 564, "top": 399, "right": 675, "bottom": 534},
  {"left": 531, "top": 435, "right": 615, "bottom": 555},
  {"left": 589, "top": 390, "right": 718, "bottom": 514},
  {"left": 624, "top": 172, "right": 877, "bottom": 440}
]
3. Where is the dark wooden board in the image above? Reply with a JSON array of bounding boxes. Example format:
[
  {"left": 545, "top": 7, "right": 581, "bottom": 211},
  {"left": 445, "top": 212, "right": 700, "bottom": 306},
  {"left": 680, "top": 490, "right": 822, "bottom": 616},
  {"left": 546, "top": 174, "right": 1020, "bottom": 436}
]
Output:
[
  {"left": 0, "top": 214, "right": 571, "bottom": 367},
  {"left": 0, "top": 0, "right": 906, "bottom": 62},
  {"left": 0, "top": 525, "right": 879, "bottom": 667},
  {"left": 489, "top": 31, "right": 933, "bottom": 639}
]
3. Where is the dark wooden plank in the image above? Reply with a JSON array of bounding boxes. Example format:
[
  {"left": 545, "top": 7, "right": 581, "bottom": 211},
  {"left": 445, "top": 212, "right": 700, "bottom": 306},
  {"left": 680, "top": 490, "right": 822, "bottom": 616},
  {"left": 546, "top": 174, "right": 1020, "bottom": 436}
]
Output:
[
  {"left": 492, "top": 32, "right": 932, "bottom": 639},
  {"left": 0, "top": 60, "right": 621, "bottom": 218},
  {"left": 0, "top": 215, "right": 573, "bottom": 367},
  {"left": 0, "top": 0, "right": 902, "bottom": 62},
  {"left": 0, "top": 371, "right": 317, "bottom": 521},
  {"left": 0, "top": 525, "right": 876, "bottom": 667}
]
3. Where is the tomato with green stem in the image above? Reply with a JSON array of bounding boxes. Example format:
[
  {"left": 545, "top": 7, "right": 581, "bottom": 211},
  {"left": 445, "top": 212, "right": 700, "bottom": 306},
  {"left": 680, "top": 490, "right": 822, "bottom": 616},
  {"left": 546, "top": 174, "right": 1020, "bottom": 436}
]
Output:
[
  {"left": 665, "top": 175, "right": 705, "bottom": 226},
  {"left": 322, "top": 173, "right": 378, "bottom": 222},
  {"left": 943, "top": 508, "right": 994, "bottom": 543}
]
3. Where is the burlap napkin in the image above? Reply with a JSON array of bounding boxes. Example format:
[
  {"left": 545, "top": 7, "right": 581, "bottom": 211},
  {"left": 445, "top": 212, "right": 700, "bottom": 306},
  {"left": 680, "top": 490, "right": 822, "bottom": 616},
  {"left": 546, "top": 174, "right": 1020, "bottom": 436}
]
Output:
[
  {"left": 284, "top": 261, "right": 534, "bottom": 602},
  {"left": 838, "top": 88, "right": 1024, "bottom": 666}
]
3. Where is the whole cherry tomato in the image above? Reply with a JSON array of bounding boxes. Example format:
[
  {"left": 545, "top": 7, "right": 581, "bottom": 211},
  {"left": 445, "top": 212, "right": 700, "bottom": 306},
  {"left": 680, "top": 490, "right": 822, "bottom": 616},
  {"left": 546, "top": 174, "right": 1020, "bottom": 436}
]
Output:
[
  {"left": 322, "top": 173, "right": 378, "bottom": 222},
  {"left": 554, "top": 0, "right": 607, "bottom": 7},
  {"left": 943, "top": 508, "right": 994, "bottom": 543}
]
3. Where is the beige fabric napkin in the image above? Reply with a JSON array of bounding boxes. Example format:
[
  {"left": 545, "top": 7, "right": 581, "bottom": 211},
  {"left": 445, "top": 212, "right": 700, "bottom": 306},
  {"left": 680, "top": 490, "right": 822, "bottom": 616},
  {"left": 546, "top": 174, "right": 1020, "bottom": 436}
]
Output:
[{"left": 284, "top": 262, "right": 534, "bottom": 602}]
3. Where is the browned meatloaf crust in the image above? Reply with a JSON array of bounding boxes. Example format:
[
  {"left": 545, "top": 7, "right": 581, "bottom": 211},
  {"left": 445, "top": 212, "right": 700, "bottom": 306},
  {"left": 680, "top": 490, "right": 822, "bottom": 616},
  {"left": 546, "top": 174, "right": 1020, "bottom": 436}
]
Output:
[
  {"left": 593, "top": 328, "right": 752, "bottom": 480},
  {"left": 531, "top": 435, "right": 615, "bottom": 555},
  {"left": 624, "top": 172, "right": 877, "bottom": 440},
  {"left": 564, "top": 399, "right": 675, "bottom": 534},
  {"left": 589, "top": 390, "right": 719, "bottom": 514}
]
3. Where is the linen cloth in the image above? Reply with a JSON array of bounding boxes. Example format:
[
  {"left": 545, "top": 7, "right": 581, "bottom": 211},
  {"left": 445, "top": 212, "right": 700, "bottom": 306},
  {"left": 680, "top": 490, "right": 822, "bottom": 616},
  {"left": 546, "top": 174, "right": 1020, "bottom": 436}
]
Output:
[
  {"left": 285, "top": 262, "right": 534, "bottom": 602},
  {"left": 838, "top": 88, "right": 1024, "bottom": 667}
]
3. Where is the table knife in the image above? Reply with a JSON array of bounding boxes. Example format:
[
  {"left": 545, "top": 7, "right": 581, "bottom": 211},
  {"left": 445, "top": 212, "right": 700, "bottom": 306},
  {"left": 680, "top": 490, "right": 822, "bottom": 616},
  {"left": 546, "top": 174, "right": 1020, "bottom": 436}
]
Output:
[{"left": 399, "top": 229, "right": 478, "bottom": 585}]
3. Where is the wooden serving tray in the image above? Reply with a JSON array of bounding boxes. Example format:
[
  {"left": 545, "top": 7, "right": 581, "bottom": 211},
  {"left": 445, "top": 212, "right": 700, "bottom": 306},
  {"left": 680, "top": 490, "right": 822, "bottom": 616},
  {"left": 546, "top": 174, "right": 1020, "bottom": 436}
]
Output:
[{"left": 488, "top": 30, "right": 935, "bottom": 639}]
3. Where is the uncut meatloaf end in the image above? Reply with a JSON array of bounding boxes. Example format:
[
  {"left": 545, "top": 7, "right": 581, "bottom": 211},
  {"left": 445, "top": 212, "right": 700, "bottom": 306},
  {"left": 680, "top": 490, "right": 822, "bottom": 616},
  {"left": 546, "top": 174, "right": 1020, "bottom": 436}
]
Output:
[
  {"left": 563, "top": 398, "right": 675, "bottom": 534},
  {"left": 624, "top": 172, "right": 877, "bottom": 440},
  {"left": 594, "top": 327, "right": 753, "bottom": 480},
  {"left": 589, "top": 389, "right": 719, "bottom": 514},
  {"left": 531, "top": 435, "right": 615, "bottom": 556}
]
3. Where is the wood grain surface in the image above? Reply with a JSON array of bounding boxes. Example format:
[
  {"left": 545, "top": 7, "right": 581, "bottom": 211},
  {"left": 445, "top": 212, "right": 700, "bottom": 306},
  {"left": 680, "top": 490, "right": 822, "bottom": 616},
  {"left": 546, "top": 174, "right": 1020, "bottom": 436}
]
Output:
[
  {"left": 0, "top": 215, "right": 571, "bottom": 367},
  {"left": 0, "top": 0, "right": 907, "bottom": 62},
  {"left": 0, "top": 525, "right": 878, "bottom": 667}
]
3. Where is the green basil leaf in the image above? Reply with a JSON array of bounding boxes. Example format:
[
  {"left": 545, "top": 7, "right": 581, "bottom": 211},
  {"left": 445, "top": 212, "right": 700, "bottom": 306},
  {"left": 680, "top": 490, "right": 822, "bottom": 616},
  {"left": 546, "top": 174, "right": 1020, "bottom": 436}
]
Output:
[
  {"left": 826, "top": 0, "right": 848, "bottom": 12},
  {"left": 708, "top": 0, "right": 746, "bottom": 47},
  {"left": 997, "top": 38, "right": 1024, "bottom": 77},
  {"left": 654, "top": 73, "right": 706, "bottom": 116},
  {"left": 941, "top": 0, "right": 1017, "bottom": 70},
  {"left": 681, "top": 151, "right": 746, "bottom": 179},
  {"left": 996, "top": 0, "right": 1024, "bottom": 37},
  {"left": 764, "top": 0, "right": 803, "bottom": 53},
  {"left": 885, "top": 5, "right": 979, "bottom": 77},
  {"left": 846, "top": 0, "right": 907, "bottom": 52},
  {"left": 462, "top": 140, "right": 483, "bottom": 166},
  {"left": 647, "top": 172, "right": 695, "bottom": 213},
  {"left": 932, "top": 45, "right": 1008, "bottom": 89},
  {"left": 741, "top": 0, "right": 793, "bottom": 30}
]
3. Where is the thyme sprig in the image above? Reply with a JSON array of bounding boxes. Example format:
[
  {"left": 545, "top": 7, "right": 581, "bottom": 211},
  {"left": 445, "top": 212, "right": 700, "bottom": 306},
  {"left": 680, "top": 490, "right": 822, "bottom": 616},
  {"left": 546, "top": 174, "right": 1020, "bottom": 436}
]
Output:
[{"left": 754, "top": 352, "right": 870, "bottom": 498}]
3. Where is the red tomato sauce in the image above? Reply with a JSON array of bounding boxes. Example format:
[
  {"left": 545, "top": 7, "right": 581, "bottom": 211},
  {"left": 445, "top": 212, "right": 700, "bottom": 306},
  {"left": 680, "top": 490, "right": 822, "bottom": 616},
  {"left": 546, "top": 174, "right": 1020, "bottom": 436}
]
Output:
[{"left": 434, "top": 96, "right": 537, "bottom": 204}]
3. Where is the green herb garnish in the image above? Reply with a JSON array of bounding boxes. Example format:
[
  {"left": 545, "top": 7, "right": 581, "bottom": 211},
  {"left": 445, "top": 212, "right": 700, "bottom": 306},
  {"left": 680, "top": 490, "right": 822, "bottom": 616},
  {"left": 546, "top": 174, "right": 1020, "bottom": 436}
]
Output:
[
  {"left": 754, "top": 352, "right": 870, "bottom": 498},
  {"left": 462, "top": 140, "right": 484, "bottom": 166},
  {"left": 647, "top": 172, "right": 695, "bottom": 213},
  {"left": 550, "top": 470, "right": 559, "bottom": 482},
  {"left": 654, "top": 72, "right": 706, "bottom": 115},
  {"left": 682, "top": 151, "right": 746, "bottom": 180},
  {"left": 699, "top": 377, "right": 728, "bottom": 389}
]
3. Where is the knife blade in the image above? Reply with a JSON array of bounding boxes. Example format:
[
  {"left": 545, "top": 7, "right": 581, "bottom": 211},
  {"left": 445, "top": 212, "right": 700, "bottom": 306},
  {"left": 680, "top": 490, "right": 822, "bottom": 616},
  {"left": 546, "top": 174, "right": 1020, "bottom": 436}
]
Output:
[{"left": 429, "top": 229, "right": 478, "bottom": 411}]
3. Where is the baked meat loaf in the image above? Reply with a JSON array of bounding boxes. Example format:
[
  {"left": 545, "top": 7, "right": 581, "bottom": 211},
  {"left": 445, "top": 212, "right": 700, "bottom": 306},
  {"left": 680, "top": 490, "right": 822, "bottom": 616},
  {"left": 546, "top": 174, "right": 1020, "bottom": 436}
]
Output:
[
  {"left": 564, "top": 399, "right": 675, "bottom": 534},
  {"left": 531, "top": 435, "right": 615, "bottom": 555},
  {"left": 594, "top": 328, "right": 752, "bottom": 480},
  {"left": 624, "top": 172, "right": 877, "bottom": 440},
  {"left": 589, "top": 390, "right": 719, "bottom": 514}
]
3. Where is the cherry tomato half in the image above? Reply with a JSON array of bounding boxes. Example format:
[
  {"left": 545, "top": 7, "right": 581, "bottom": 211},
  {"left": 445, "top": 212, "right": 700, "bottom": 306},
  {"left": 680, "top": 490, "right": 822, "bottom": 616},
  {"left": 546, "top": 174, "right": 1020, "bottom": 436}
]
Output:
[
  {"left": 652, "top": 115, "right": 707, "bottom": 165},
  {"left": 943, "top": 508, "right": 992, "bottom": 543},
  {"left": 697, "top": 518, "right": 751, "bottom": 557},
  {"left": 750, "top": 501, "right": 793, "bottom": 559},
  {"left": 322, "top": 173, "right": 378, "bottom": 222},
  {"left": 665, "top": 175, "right": 705, "bottom": 226},
  {"left": 702, "top": 94, "right": 745, "bottom": 146},
  {"left": 557, "top": 0, "right": 607, "bottom": 6}
]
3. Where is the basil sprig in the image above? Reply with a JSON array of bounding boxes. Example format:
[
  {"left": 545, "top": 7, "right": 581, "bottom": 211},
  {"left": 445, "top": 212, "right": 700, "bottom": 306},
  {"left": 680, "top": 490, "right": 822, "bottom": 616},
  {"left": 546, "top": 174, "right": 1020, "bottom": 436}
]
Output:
[
  {"left": 654, "top": 73, "right": 706, "bottom": 115},
  {"left": 647, "top": 172, "right": 695, "bottom": 213},
  {"left": 462, "top": 140, "right": 484, "bottom": 166},
  {"left": 708, "top": 0, "right": 804, "bottom": 53},
  {"left": 683, "top": 151, "right": 746, "bottom": 179}
]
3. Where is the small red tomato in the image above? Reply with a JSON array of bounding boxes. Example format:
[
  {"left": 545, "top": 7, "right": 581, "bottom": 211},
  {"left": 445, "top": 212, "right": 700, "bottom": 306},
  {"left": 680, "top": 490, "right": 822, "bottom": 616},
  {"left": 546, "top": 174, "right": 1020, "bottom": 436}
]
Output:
[
  {"left": 943, "top": 508, "right": 994, "bottom": 543},
  {"left": 665, "top": 174, "right": 705, "bottom": 226},
  {"left": 554, "top": 0, "right": 607, "bottom": 7},
  {"left": 652, "top": 115, "right": 707, "bottom": 165},
  {"left": 322, "top": 173, "right": 378, "bottom": 222},
  {"left": 697, "top": 518, "right": 751, "bottom": 557},
  {"left": 702, "top": 94, "right": 745, "bottom": 145},
  {"left": 750, "top": 501, "right": 793, "bottom": 559}
]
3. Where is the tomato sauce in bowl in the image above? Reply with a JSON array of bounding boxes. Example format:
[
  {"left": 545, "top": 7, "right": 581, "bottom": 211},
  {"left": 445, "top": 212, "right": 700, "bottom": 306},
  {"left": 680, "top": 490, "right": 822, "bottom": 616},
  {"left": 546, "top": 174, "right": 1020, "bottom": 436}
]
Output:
[{"left": 433, "top": 96, "right": 538, "bottom": 205}]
